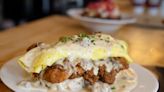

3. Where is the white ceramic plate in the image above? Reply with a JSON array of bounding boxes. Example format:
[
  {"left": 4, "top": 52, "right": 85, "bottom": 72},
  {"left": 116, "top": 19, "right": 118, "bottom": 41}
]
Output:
[
  {"left": 67, "top": 8, "right": 136, "bottom": 32},
  {"left": 0, "top": 57, "right": 159, "bottom": 92}
]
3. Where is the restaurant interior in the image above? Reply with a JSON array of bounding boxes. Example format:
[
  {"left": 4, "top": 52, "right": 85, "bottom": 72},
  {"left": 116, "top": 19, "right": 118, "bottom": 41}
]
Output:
[
  {"left": 0, "top": 0, "right": 163, "bottom": 30},
  {"left": 0, "top": 0, "right": 163, "bottom": 92}
]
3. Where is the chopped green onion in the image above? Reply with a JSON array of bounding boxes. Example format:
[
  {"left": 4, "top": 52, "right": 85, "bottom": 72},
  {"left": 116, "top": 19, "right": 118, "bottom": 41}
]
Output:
[
  {"left": 111, "top": 86, "right": 116, "bottom": 90},
  {"left": 59, "top": 36, "right": 71, "bottom": 43}
]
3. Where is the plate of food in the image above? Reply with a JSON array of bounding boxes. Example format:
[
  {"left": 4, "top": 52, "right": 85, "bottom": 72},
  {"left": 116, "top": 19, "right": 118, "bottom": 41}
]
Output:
[
  {"left": 67, "top": 0, "right": 136, "bottom": 32},
  {"left": 0, "top": 33, "right": 159, "bottom": 92}
]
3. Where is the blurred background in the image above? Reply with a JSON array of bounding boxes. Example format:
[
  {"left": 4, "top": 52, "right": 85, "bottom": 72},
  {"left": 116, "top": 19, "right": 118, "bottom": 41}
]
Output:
[
  {"left": 0, "top": 0, "right": 163, "bottom": 30},
  {"left": 0, "top": 0, "right": 163, "bottom": 92}
]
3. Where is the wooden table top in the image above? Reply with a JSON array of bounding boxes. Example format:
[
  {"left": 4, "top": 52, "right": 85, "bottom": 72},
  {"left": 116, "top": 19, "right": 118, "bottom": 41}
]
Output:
[{"left": 0, "top": 15, "right": 163, "bottom": 91}]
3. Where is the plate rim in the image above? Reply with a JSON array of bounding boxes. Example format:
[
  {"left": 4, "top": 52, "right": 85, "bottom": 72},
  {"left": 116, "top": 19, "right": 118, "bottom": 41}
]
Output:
[{"left": 67, "top": 8, "right": 136, "bottom": 24}]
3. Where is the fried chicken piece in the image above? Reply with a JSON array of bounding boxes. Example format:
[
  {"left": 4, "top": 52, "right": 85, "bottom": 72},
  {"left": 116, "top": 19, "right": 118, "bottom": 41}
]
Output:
[
  {"left": 43, "top": 64, "right": 69, "bottom": 83},
  {"left": 26, "top": 42, "right": 43, "bottom": 51},
  {"left": 118, "top": 57, "right": 129, "bottom": 70},
  {"left": 32, "top": 73, "right": 40, "bottom": 79},
  {"left": 69, "top": 63, "right": 85, "bottom": 79},
  {"left": 83, "top": 68, "right": 99, "bottom": 85},
  {"left": 98, "top": 65, "right": 106, "bottom": 78},
  {"left": 98, "top": 65, "right": 117, "bottom": 84},
  {"left": 98, "top": 57, "right": 129, "bottom": 84},
  {"left": 102, "top": 69, "right": 117, "bottom": 84}
]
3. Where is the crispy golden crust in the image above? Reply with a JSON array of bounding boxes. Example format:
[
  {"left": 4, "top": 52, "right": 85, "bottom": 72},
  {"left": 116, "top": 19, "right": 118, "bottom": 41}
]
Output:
[
  {"left": 42, "top": 57, "right": 129, "bottom": 84},
  {"left": 101, "top": 69, "right": 117, "bottom": 84},
  {"left": 98, "top": 65, "right": 116, "bottom": 84},
  {"left": 83, "top": 68, "right": 99, "bottom": 85},
  {"left": 119, "top": 57, "right": 129, "bottom": 70},
  {"left": 43, "top": 65, "right": 69, "bottom": 83},
  {"left": 69, "top": 63, "right": 85, "bottom": 79},
  {"left": 98, "top": 65, "right": 106, "bottom": 77}
]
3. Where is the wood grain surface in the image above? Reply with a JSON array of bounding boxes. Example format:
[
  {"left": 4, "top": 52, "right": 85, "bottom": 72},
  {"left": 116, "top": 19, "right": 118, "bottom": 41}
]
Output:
[{"left": 0, "top": 15, "right": 163, "bottom": 91}]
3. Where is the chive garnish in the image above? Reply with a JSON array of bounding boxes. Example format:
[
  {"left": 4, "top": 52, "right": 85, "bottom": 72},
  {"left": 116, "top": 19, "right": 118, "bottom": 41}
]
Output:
[
  {"left": 111, "top": 86, "right": 116, "bottom": 90},
  {"left": 59, "top": 36, "right": 71, "bottom": 43}
]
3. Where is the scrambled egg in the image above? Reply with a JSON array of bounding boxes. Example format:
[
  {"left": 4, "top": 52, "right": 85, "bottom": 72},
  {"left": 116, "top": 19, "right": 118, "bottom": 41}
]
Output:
[{"left": 18, "top": 33, "right": 133, "bottom": 73}]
